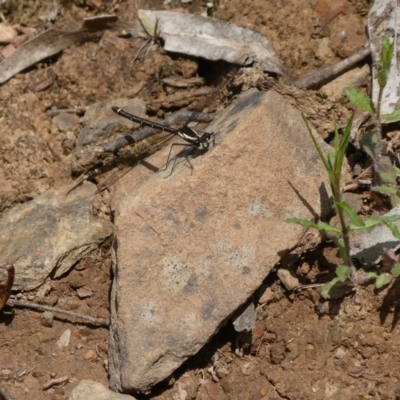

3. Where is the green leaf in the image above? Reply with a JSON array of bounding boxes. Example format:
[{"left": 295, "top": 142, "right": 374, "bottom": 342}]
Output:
[
  {"left": 363, "top": 218, "right": 385, "bottom": 227},
  {"left": 349, "top": 218, "right": 382, "bottom": 231},
  {"left": 376, "top": 159, "right": 398, "bottom": 183},
  {"left": 381, "top": 218, "right": 400, "bottom": 240},
  {"left": 286, "top": 218, "right": 343, "bottom": 235},
  {"left": 327, "top": 151, "right": 335, "bottom": 173},
  {"left": 346, "top": 89, "right": 376, "bottom": 114},
  {"left": 391, "top": 264, "right": 400, "bottom": 278},
  {"left": 373, "top": 185, "right": 399, "bottom": 195},
  {"left": 321, "top": 278, "right": 354, "bottom": 299},
  {"left": 381, "top": 35, "right": 394, "bottom": 70},
  {"left": 381, "top": 109, "right": 400, "bottom": 122},
  {"left": 285, "top": 218, "right": 316, "bottom": 227},
  {"left": 360, "top": 131, "right": 377, "bottom": 160},
  {"left": 338, "top": 113, "right": 354, "bottom": 162},
  {"left": 340, "top": 201, "right": 364, "bottom": 226},
  {"left": 375, "top": 273, "right": 392, "bottom": 289},
  {"left": 302, "top": 114, "right": 330, "bottom": 173},
  {"left": 368, "top": 272, "right": 379, "bottom": 280},
  {"left": 336, "top": 265, "right": 352, "bottom": 282},
  {"left": 332, "top": 237, "right": 347, "bottom": 261},
  {"left": 390, "top": 193, "right": 400, "bottom": 208},
  {"left": 378, "top": 35, "right": 394, "bottom": 88},
  {"left": 381, "top": 215, "right": 400, "bottom": 223},
  {"left": 315, "top": 221, "right": 343, "bottom": 235}
]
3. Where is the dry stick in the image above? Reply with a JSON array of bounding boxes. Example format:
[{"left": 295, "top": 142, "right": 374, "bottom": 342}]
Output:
[
  {"left": 7, "top": 299, "right": 109, "bottom": 327},
  {"left": 0, "top": 382, "right": 14, "bottom": 400},
  {"left": 294, "top": 43, "right": 371, "bottom": 89}
]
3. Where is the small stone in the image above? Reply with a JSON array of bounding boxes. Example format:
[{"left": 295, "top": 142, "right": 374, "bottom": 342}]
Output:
[
  {"left": 232, "top": 302, "right": 256, "bottom": 332},
  {"left": 257, "top": 284, "right": 273, "bottom": 304},
  {"left": 0, "top": 24, "right": 18, "bottom": 44},
  {"left": 76, "top": 286, "right": 93, "bottom": 299},
  {"left": 84, "top": 349, "right": 95, "bottom": 360},
  {"left": 1, "top": 43, "right": 15, "bottom": 58},
  {"left": 277, "top": 267, "right": 300, "bottom": 290},
  {"left": 40, "top": 311, "right": 54, "bottom": 328},
  {"left": 57, "top": 297, "right": 79, "bottom": 311},
  {"left": 56, "top": 329, "right": 71, "bottom": 349},
  {"left": 315, "top": 38, "right": 335, "bottom": 61},
  {"left": 216, "top": 366, "right": 229, "bottom": 379},
  {"left": 53, "top": 113, "right": 80, "bottom": 132},
  {"left": 334, "top": 347, "right": 346, "bottom": 359}
]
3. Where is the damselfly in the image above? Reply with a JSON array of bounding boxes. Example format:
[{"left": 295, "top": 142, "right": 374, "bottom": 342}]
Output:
[{"left": 98, "top": 57, "right": 248, "bottom": 190}]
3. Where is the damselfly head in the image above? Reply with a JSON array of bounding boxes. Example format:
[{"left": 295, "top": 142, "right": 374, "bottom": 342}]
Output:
[{"left": 200, "top": 133, "right": 212, "bottom": 149}]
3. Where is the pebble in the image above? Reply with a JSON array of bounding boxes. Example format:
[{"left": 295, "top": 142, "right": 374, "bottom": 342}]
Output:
[
  {"left": 85, "top": 349, "right": 95, "bottom": 359},
  {"left": 257, "top": 284, "right": 273, "bottom": 304},
  {"left": 56, "top": 329, "right": 71, "bottom": 349},
  {"left": 1, "top": 43, "right": 15, "bottom": 58},
  {"left": 277, "top": 267, "right": 300, "bottom": 290},
  {"left": 76, "top": 286, "right": 93, "bottom": 299},
  {"left": 334, "top": 347, "right": 346, "bottom": 359},
  {"left": 57, "top": 296, "right": 79, "bottom": 311},
  {"left": 40, "top": 311, "right": 54, "bottom": 328},
  {"left": 53, "top": 113, "right": 80, "bottom": 132},
  {"left": 0, "top": 23, "right": 18, "bottom": 44}
]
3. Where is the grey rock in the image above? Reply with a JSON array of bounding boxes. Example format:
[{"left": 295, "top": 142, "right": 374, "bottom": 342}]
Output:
[
  {"left": 350, "top": 204, "right": 400, "bottom": 266},
  {"left": 52, "top": 113, "right": 80, "bottom": 132},
  {"left": 232, "top": 302, "right": 256, "bottom": 332},
  {"left": 108, "top": 90, "right": 331, "bottom": 392},
  {"left": 69, "top": 380, "right": 135, "bottom": 400},
  {"left": 40, "top": 311, "right": 54, "bottom": 327},
  {"left": 0, "top": 182, "right": 113, "bottom": 290}
]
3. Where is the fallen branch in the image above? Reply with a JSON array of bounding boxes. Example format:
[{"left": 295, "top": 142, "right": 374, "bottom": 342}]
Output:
[
  {"left": 7, "top": 299, "right": 109, "bottom": 327},
  {"left": 294, "top": 43, "right": 371, "bottom": 89}
]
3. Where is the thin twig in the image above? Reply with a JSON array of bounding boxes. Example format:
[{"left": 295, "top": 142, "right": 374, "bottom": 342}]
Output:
[
  {"left": 7, "top": 299, "right": 109, "bottom": 327},
  {"left": 0, "top": 382, "right": 14, "bottom": 400},
  {"left": 42, "top": 376, "right": 70, "bottom": 390},
  {"left": 294, "top": 283, "right": 325, "bottom": 291},
  {"left": 46, "top": 108, "right": 87, "bottom": 117},
  {"left": 294, "top": 43, "right": 371, "bottom": 89}
]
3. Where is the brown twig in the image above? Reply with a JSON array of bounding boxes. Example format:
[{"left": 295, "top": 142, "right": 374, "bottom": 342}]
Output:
[
  {"left": 0, "top": 382, "right": 14, "bottom": 400},
  {"left": 294, "top": 43, "right": 371, "bottom": 89},
  {"left": 7, "top": 299, "right": 109, "bottom": 327},
  {"left": 42, "top": 376, "right": 70, "bottom": 390}
]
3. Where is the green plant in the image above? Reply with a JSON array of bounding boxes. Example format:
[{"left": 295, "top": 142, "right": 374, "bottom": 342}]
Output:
[
  {"left": 347, "top": 35, "right": 400, "bottom": 206},
  {"left": 286, "top": 35, "right": 400, "bottom": 298}
]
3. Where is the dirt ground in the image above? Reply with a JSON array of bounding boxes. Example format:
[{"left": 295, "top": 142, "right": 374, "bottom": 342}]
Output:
[{"left": 2, "top": 0, "right": 400, "bottom": 399}]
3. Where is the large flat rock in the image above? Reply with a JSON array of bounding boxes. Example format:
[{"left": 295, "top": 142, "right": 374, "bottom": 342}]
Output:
[
  {"left": 0, "top": 182, "right": 113, "bottom": 290},
  {"left": 108, "top": 90, "right": 331, "bottom": 393}
]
